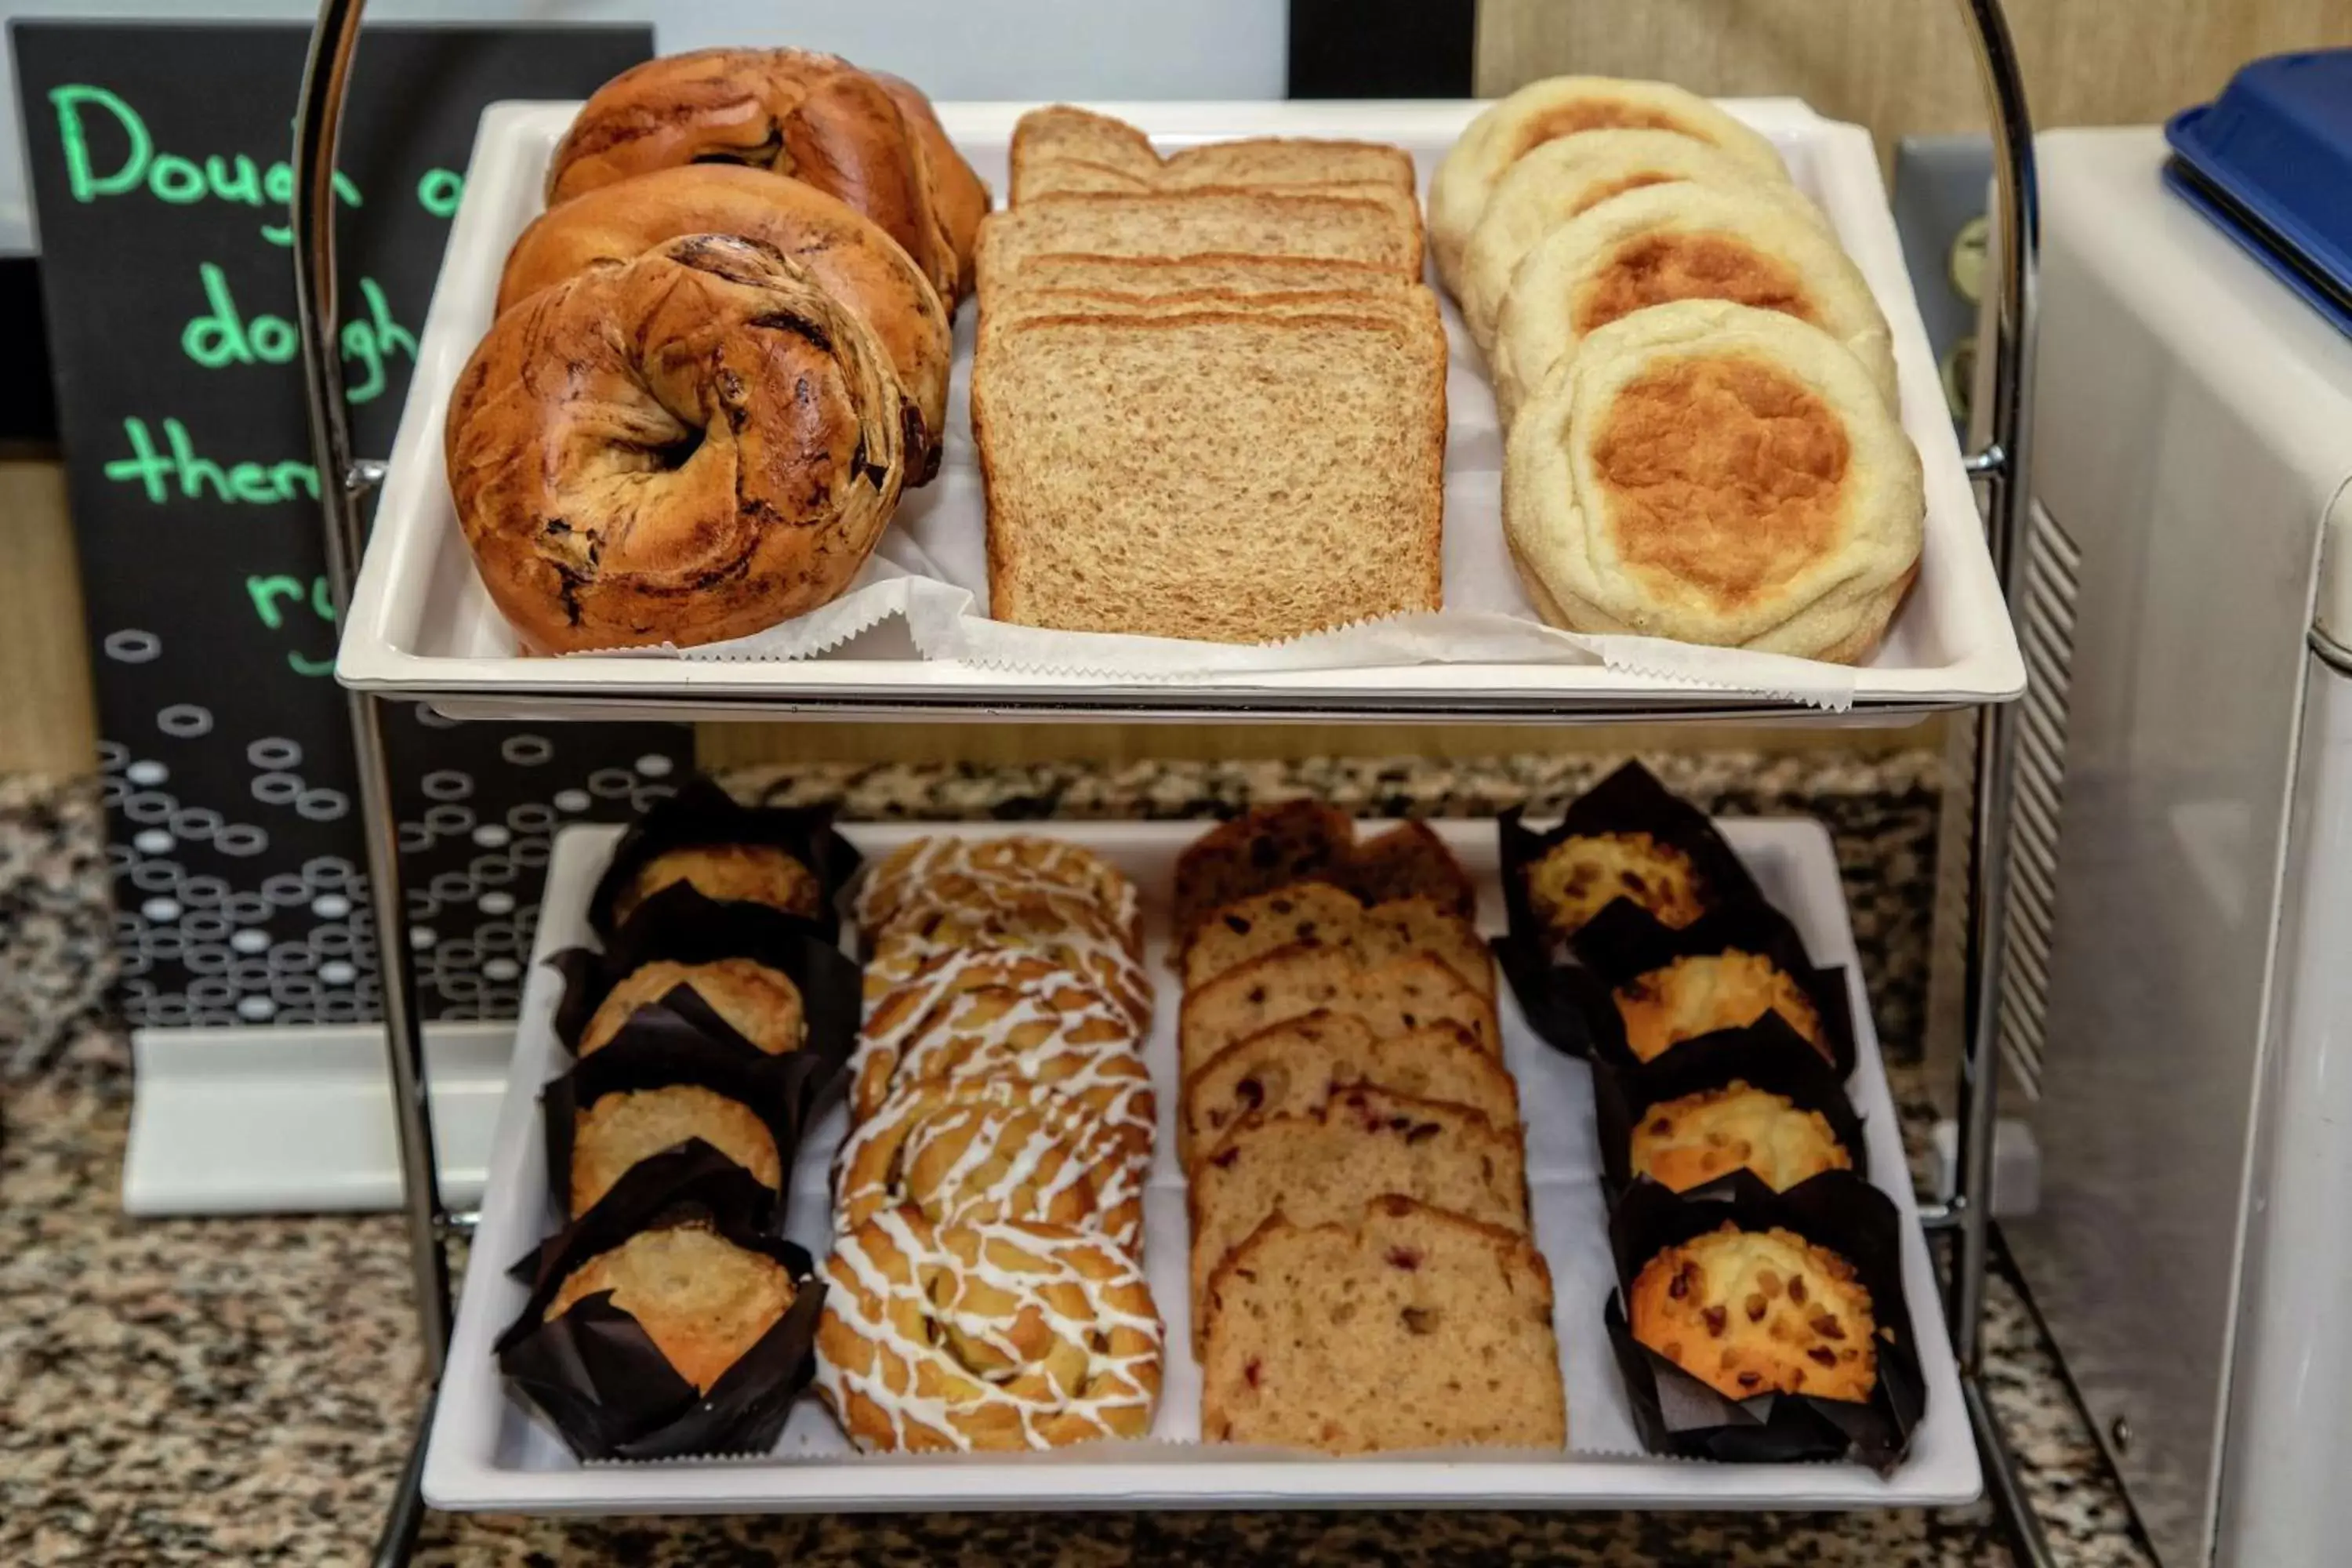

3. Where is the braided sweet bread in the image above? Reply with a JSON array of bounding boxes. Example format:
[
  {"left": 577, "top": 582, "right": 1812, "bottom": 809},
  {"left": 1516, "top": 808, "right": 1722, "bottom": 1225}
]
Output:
[
  {"left": 864, "top": 891, "right": 1154, "bottom": 1029},
  {"left": 855, "top": 836, "right": 1141, "bottom": 953},
  {"left": 445, "top": 234, "right": 909, "bottom": 654},
  {"left": 855, "top": 967, "right": 1151, "bottom": 1145},
  {"left": 545, "top": 48, "right": 988, "bottom": 303},
  {"left": 815, "top": 1209, "right": 1163, "bottom": 1451},
  {"left": 833, "top": 1076, "right": 1144, "bottom": 1250}
]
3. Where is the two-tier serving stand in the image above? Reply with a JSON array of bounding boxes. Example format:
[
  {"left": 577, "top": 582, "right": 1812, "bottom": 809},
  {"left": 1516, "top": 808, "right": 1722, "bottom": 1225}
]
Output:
[{"left": 286, "top": 2, "right": 2051, "bottom": 1560}]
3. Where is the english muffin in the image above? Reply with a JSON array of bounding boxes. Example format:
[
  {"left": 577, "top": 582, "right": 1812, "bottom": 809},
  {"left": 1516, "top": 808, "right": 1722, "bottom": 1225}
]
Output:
[
  {"left": 1628, "top": 1081, "right": 1852, "bottom": 1192},
  {"left": 579, "top": 956, "right": 808, "bottom": 1057},
  {"left": 1627, "top": 1222, "right": 1877, "bottom": 1403},
  {"left": 1490, "top": 183, "right": 1896, "bottom": 423},
  {"left": 1430, "top": 76, "right": 1787, "bottom": 294},
  {"left": 1613, "top": 950, "right": 1828, "bottom": 1064},
  {"left": 546, "top": 1222, "right": 797, "bottom": 1394},
  {"left": 569, "top": 1084, "right": 783, "bottom": 1217},
  {"left": 612, "top": 843, "right": 822, "bottom": 924},
  {"left": 1457, "top": 129, "right": 1824, "bottom": 351},
  {"left": 1502, "top": 300, "right": 1923, "bottom": 664},
  {"left": 1524, "top": 830, "right": 1708, "bottom": 940}
]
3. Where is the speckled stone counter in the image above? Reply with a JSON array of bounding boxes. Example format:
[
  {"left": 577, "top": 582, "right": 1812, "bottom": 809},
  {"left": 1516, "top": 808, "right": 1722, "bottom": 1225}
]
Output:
[{"left": 0, "top": 757, "right": 2154, "bottom": 1567}]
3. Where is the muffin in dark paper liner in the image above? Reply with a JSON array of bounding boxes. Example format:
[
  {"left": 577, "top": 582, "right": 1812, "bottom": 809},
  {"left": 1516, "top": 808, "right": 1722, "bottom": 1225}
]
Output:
[
  {"left": 541, "top": 1022, "right": 830, "bottom": 1228},
  {"left": 1497, "top": 761, "right": 1774, "bottom": 958},
  {"left": 495, "top": 1146, "right": 826, "bottom": 1461},
  {"left": 1501, "top": 895, "right": 1858, "bottom": 1080},
  {"left": 551, "top": 884, "right": 862, "bottom": 1077},
  {"left": 1603, "top": 1171, "right": 1926, "bottom": 1472},
  {"left": 586, "top": 777, "right": 860, "bottom": 939},
  {"left": 1592, "top": 1029, "right": 1868, "bottom": 1203}
]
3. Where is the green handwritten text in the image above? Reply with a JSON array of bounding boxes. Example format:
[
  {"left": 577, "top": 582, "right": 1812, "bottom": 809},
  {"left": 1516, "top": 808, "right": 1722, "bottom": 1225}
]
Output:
[
  {"left": 246, "top": 573, "right": 337, "bottom": 675},
  {"left": 51, "top": 83, "right": 361, "bottom": 247},
  {"left": 181, "top": 263, "right": 416, "bottom": 403},
  {"left": 103, "top": 416, "right": 319, "bottom": 506}
]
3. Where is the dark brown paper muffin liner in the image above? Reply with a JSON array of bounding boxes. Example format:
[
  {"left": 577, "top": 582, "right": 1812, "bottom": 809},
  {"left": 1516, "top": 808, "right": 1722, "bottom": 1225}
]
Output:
[
  {"left": 550, "top": 882, "right": 862, "bottom": 1087},
  {"left": 1501, "top": 895, "right": 1859, "bottom": 1080},
  {"left": 1496, "top": 760, "right": 1777, "bottom": 967},
  {"left": 1592, "top": 1029, "right": 1870, "bottom": 1203},
  {"left": 586, "top": 776, "right": 860, "bottom": 940},
  {"left": 1604, "top": 1171, "right": 1926, "bottom": 1472},
  {"left": 495, "top": 1147, "right": 826, "bottom": 1461},
  {"left": 541, "top": 1024, "right": 826, "bottom": 1236}
]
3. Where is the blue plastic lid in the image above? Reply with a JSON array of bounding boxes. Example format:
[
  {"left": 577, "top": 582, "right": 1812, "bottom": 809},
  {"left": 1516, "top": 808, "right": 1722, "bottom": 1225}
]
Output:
[{"left": 2167, "top": 49, "right": 2352, "bottom": 304}]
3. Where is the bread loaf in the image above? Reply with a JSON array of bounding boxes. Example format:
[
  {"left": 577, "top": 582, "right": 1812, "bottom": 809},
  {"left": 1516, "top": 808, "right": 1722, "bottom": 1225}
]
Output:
[
  {"left": 1200, "top": 1196, "right": 1564, "bottom": 1451},
  {"left": 975, "top": 188, "right": 1425, "bottom": 290},
  {"left": 1179, "top": 1010, "right": 1517, "bottom": 1169},
  {"left": 1181, "top": 881, "right": 1491, "bottom": 996},
  {"left": 973, "top": 305, "right": 1445, "bottom": 643},
  {"left": 1178, "top": 945, "right": 1498, "bottom": 1078},
  {"left": 1188, "top": 1085, "right": 1529, "bottom": 1345}
]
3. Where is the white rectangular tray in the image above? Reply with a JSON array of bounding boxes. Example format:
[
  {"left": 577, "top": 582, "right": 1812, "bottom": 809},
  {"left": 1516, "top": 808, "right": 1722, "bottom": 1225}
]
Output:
[
  {"left": 423, "top": 817, "right": 1978, "bottom": 1512},
  {"left": 341, "top": 99, "right": 2022, "bottom": 723}
]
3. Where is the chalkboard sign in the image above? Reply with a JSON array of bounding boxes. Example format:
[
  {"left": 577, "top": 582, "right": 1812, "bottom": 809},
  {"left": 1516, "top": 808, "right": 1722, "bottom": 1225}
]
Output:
[{"left": 14, "top": 21, "right": 687, "bottom": 1029}]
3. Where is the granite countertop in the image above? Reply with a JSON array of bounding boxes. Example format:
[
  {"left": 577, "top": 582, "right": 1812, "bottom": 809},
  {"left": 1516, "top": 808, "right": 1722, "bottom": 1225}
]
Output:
[{"left": 0, "top": 755, "right": 2155, "bottom": 1567}]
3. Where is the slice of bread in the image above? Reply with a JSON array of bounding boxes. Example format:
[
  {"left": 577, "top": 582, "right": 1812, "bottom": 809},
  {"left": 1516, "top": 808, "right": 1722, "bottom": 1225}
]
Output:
[
  {"left": 979, "top": 285, "right": 1436, "bottom": 357},
  {"left": 1187, "top": 1084, "right": 1528, "bottom": 1347},
  {"left": 1022, "top": 252, "right": 1419, "bottom": 299},
  {"left": 975, "top": 188, "right": 1425, "bottom": 291},
  {"left": 973, "top": 306, "right": 1445, "bottom": 643},
  {"left": 1181, "top": 880, "right": 1493, "bottom": 996},
  {"left": 1200, "top": 1195, "right": 1565, "bottom": 1452},
  {"left": 1173, "top": 802, "right": 1357, "bottom": 938},
  {"left": 1008, "top": 105, "right": 1163, "bottom": 186},
  {"left": 1180, "top": 1010, "right": 1519, "bottom": 1170},
  {"left": 1009, "top": 106, "right": 1417, "bottom": 205},
  {"left": 1171, "top": 810, "right": 1476, "bottom": 946},
  {"left": 1178, "top": 945, "right": 1499, "bottom": 1079}
]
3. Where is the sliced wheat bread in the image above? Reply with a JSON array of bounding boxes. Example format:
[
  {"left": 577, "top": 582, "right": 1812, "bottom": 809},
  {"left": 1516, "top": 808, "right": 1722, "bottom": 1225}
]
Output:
[
  {"left": 979, "top": 285, "right": 1435, "bottom": 357},
  {"left": 1186, "top": 1084, "right": 1527, "bottom": 1346},
  {"left": 1179, "top": 1010, "right": 1519, "bottom": 1169},
  {"left": 1181, "top": 880, "right": 1493, "bottom": 996},
  {"left": 1022, "top": 252, "right": 1418, "bottom": 299},
  {"left": 1009, "top": 106, "right": 1416, "bottom": 205},
  {"left": 972, "top": 307, "right": 1445, "bottom": 643},
  {"left": 1200, "top": 1195, "right": 1565, "bottom": 1452},
  {"left": 1178, "top": 944, "right": 1498, "bottom": 1078},
  {"left": 1019, "top": 158, "right": 1404, "bottom": 205},
  {"left": 975, "top": 188, "right": 1425, "bottom": 291}
]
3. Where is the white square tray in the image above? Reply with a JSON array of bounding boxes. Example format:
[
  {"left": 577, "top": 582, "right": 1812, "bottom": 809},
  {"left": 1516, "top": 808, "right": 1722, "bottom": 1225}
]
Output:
[
  {"left": 340, "top": 99, "right": 2023, "bottom": 723},
  {"left": 422, "top": 817, "right": 1978, "bottom": 1512}
]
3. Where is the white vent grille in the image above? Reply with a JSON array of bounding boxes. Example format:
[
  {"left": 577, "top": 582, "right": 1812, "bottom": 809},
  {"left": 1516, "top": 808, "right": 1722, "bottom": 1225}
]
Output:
[{"left": 1998, "top": 501, "right": 2081, "bottom": 1098}]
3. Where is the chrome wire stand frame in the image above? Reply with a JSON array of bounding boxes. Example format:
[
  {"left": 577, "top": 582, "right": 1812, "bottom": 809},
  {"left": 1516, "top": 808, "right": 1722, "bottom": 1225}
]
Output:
[{"left": 289, "top": 2, "right": 2050, "bottom": 1561}]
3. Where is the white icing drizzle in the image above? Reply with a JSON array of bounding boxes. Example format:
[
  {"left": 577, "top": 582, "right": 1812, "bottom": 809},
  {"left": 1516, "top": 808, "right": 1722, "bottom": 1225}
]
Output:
[
  {"left": 854, "top": 836, "right": 1141, "bottom": 948},
  {"left": 832, "top": 1076, "right": 1143, "bottom": 1250},
  {"left": 814, "top": 1210, "right": 1164, "bottom": 1453},
  {"left": 862, "top": 892, "right": 1152, "bottom": 1028}
]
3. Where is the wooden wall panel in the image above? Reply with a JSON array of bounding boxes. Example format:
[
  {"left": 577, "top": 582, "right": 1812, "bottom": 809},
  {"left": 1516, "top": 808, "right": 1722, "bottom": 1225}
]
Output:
[
  {"left": 0, "top": 459, "right": 97, "bottom": 775},
  {"left": 1475, "top": 0, "right": 2352, "bottom": 162}
]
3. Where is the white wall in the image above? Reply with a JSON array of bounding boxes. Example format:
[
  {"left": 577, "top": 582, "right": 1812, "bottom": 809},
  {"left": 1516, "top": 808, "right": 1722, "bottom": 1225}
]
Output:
[{"left": 1, "top": 0, "right": 1289, "bottom": 249}]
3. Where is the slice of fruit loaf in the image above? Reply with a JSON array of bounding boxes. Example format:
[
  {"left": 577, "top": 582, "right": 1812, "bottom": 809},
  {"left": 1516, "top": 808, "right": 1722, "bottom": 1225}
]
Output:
[
  {"left": 1021, "top": 252, "right": 1418, "bottom": 300},
  {"left": 1200, "top": 1195, "right": 1565, "bottom": 1452},
  {"left": 1348, "top": 821, "right": 1479, "bottom": 920},
  {"left": 1179, "top": 1010, "right": 1519, "bottom": 1169},
  {"left": 1177, "top": 945, "right": 1498, "bottom": 1079},
  {"left": 975, "top": 188, "right": 1425, "bottom": 291},
  {"left": 1186, "top": 1084, "right": 1528, "bottom": 1344},
  {"left": 1181, "top": 880, "right": 1493, "bottom": 996},
  {"left": 973, "top": 308, "right": 1445, "bottom": 643},
  {"left": 1173, "top": 801, "right": 1357, "bottom": 938}
]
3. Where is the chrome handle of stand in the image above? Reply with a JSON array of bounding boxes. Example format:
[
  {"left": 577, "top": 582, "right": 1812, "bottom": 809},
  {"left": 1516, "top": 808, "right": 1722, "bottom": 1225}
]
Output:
[
  {"left": 292, "top": 0, "right": 454, "bottom": 1377},
  {"left": 1951, "top": 0, "right": 2040, "bottom": 1389}
]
